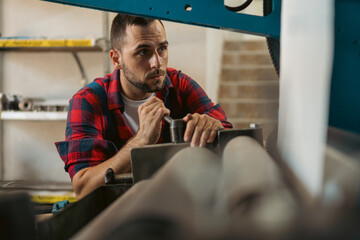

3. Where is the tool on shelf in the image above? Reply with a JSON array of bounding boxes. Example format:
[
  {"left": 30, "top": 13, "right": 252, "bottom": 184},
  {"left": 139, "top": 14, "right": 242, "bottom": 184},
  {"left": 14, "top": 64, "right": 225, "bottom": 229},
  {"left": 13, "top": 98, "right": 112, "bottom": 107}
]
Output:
[{"left": 0, "top": 93, "right": 68, "bottom": 112}]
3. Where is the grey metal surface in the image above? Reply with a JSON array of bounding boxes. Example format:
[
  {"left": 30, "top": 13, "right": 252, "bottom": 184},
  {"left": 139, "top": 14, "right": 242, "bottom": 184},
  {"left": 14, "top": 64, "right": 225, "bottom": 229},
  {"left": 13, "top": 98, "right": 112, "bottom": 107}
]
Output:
[
  {"left": 219, "top": 136, "right": 283, "bottom": 208},
  {"left": 130, "top": 128, "right": 265, "bottom": 183},
  {"left": 74, "top": 147, "right": 221, "bottom": 239},
  {"left": 218, "top": 127, "right": 263, "bottom": 154},
  {"left": 130, "top": 142, "right": 190, "bottom": 183},
  {"left": 216, "top": 136, "right": 296, "bottom": 234},
  {"left": 74, "top": 138, "right": 295, "bottom": 239}
]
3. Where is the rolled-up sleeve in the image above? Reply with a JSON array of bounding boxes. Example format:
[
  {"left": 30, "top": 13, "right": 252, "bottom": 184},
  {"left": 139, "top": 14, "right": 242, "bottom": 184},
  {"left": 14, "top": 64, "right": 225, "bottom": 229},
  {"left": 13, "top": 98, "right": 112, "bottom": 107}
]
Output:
[
  {"left": 55, "top": 88, "right": 117, "bottom": 180},
  {"left": 55, "top": 139, "right": 118, "bottom": 180}
]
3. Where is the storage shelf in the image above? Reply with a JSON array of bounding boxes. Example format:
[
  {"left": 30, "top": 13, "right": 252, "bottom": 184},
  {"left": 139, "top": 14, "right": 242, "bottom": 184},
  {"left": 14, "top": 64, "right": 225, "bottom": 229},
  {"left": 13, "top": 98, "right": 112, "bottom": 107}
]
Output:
[
  {"left": 0, "top": 46, "right": 103, "bottom": 52},
  {"left": 0, "top": 111, "right": 67, "bottom": 121},
  {"left": 0, "top": 38, "right": 105, "bottom": 52}
]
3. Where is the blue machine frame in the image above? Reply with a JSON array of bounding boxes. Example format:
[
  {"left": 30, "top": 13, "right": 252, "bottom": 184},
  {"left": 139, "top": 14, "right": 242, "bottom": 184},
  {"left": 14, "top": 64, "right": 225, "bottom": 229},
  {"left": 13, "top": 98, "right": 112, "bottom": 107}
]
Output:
[
  {"left": 42, "top": 0, "right": 360, "bottom": 135},
  {"left": 42, "top": 0, "right": 281, "bottom": 38},
  {"left": 329, "top": 0, "right": 360, "bottom": 135}
]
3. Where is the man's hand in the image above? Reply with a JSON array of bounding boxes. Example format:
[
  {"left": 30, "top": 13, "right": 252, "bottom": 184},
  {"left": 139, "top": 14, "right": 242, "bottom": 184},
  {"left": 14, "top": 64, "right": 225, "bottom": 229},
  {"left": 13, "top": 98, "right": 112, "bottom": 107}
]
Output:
[
  {"left": 134, "top": 96, "right": 170, "bottom": 145},
  {"left": 72, "top": 96, "right": 169, "bottom": 199},
  {"left": 182, "top": 113, "right": 224, "bottom": 147}
]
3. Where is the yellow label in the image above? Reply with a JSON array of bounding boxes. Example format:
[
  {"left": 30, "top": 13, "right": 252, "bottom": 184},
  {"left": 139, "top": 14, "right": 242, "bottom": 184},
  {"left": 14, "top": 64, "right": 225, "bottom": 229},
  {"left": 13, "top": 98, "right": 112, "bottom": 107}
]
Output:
[
  {"left": 31, "top": 194, "right": 77, "bottom": 204},
  {"left": 65, "top": 39, "right": 94, "bottom": 47},
  {"left": 0, "top": 39, "right": 94, "bottom": 48}
]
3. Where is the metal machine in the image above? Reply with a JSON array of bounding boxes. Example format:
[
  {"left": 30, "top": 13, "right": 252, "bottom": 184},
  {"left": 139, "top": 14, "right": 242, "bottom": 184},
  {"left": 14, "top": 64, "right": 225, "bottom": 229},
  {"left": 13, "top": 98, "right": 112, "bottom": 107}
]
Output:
[{"left": 39, "top": 0, "right": 359, "bottom": 136}]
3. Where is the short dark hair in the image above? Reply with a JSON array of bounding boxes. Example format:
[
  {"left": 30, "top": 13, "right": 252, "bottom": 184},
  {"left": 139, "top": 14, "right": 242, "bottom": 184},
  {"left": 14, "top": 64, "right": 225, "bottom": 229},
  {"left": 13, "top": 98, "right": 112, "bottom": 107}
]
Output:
[{"left": 110, "top": 14, "right": 164, "bottom": 51}]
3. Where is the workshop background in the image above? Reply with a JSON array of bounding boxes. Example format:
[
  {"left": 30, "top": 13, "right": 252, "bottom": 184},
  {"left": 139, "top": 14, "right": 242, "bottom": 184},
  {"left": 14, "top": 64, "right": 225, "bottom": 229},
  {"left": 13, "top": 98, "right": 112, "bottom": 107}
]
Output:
[{"left": 0, "top": 0, "right": 277, "bottom": 184}]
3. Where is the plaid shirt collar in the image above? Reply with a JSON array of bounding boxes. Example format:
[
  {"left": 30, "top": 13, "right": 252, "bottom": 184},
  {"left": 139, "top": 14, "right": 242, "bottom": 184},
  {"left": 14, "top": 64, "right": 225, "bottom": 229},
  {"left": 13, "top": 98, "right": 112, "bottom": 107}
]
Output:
[{"left": 107, "top": 69, "right": 173, "bottom": 112}]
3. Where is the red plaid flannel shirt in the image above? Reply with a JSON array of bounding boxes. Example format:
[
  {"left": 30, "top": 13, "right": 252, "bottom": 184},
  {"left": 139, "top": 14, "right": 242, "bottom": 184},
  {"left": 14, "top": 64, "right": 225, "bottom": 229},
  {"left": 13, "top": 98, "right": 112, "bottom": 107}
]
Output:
[{"left": 55, "top": 68, "right": 232, "bottom": 180}]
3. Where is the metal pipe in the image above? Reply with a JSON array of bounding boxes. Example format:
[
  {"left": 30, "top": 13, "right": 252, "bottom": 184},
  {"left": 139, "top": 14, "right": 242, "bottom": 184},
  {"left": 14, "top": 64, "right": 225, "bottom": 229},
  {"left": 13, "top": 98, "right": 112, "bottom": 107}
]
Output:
[
  {"left": 74, "top": 139, "right": 297, "bottom": 238},
  {"left": 71, "top": 52, "right": 88, "bottom": 86},
  {"left": 219, "top": 136, "right": 283, "bottom": 209},
  {"left": 74, "top": 147, "right": 221, "bottom": 239},
  {"left": 163, "top": 115, "right": 185, "bottom": 143},
  {"left": 216, "top": 136, "right": 296, "bottom": 232}
]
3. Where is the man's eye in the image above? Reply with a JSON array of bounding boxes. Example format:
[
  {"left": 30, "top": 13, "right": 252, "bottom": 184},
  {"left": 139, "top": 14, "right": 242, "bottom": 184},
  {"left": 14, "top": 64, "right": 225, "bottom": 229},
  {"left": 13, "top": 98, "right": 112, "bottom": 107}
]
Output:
[
  {"left": 159, "top": 46, "right": 167, "bottom": 52},
  {"left": 138, "top": 49, "right": 148, "bottom": 56}
]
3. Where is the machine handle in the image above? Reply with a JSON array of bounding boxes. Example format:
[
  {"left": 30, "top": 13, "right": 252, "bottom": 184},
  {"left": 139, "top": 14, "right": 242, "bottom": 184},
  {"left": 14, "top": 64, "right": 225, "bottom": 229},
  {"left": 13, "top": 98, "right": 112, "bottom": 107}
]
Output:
[
  {"left": 164, "top": 115, "right": 185, "bottom": 144},
  {"left": 104, "top": 168, "right": 133, "bottom": 185}
]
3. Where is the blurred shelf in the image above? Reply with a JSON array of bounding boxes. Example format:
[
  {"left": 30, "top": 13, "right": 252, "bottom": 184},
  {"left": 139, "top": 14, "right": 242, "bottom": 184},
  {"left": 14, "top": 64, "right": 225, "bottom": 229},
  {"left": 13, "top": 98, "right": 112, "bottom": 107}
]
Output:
[
  {"left": 0, "top": 180, "right": 76, "bottom": 205},
  {"left": 0, "top": 38, "right": 105, "bottom": 52},
  {"left": 0, "top": 46, "right": 103, "bottom": 52},
  {"left": 0, "top": 180, "right": 73, "bottom": 191},
  {"left": 0, "top": 111, "right": 67, "bottom": 121}
]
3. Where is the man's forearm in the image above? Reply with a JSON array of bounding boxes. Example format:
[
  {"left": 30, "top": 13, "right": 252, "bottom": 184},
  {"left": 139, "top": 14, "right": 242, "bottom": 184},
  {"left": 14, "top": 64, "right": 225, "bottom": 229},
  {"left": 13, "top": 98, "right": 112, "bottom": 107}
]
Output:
[
  {"left": 72, "top": 97, "right": 169, "bottom": 199},
  {"left": 72, "top": 136, "right": 146, "bottom": 199}
]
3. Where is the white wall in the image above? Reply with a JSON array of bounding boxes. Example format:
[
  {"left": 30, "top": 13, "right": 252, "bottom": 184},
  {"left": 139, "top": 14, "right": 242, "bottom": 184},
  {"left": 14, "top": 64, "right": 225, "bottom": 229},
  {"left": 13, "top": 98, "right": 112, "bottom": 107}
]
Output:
[{"left": 165, "top": 21, "right": 206, "bottom": 88}]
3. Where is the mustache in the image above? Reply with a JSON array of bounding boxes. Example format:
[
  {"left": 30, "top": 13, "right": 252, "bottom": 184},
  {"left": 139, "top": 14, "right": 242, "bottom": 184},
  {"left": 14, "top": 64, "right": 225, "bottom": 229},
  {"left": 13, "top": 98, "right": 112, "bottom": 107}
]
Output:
[{"left": 146, "top": 69, "right": 166, "bottom": 79}]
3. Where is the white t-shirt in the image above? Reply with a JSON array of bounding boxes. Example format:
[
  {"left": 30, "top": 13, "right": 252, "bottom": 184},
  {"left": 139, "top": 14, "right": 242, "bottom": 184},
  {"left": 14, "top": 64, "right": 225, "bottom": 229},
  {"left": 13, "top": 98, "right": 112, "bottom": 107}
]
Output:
[{"left": 121, "top": 93, "right": 155, "bottom": 135}]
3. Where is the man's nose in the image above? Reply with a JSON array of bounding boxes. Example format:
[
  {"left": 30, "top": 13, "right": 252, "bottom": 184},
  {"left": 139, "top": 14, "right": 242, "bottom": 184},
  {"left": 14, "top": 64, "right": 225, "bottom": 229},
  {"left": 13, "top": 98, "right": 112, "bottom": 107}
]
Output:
[{"left": 149, "top": 52, "right": 161, "bottom": 69}]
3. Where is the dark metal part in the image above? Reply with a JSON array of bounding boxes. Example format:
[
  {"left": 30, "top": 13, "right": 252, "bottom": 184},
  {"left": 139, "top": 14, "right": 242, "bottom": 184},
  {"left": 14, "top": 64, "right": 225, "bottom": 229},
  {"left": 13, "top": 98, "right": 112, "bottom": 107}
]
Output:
[
  {"left": 74, "top": 147, "right": 220, "bottom": 240},
  {"left": 37, "top": 184, "right": 132, "bottom": 240},
  {"left": 131, "top": 142, "right": 189, "bottom": 183},
  {"left": 0, "top": 93, "right": 20, "bottom": 111},
  {"left": 164, "top": 115, "right": 185, "bottom": 143},
  {"left": 217, "top": 127, "right": 263, "bottom": 154},
  {"left": 104, "top": 168, "right": 133, "bottom": 184},
  {"left": 106, "top": 116, "right": 186, "bottom": 186},
  {"left": 264, "top": 0, "right": 281, "bottom": 75},
  {"left": 225, "top": 0, "right": 253, "bottom": 12},
  {"left": 130, "top": 127, "right": 265, "bottom": 183},
  {"left": 0, "top": 93, "right": 8, "bottom": 111},
  {"left": 71, "top": 51, "right": 88, "bottom": 86},
  {"left": 0, "top": 193, "right": 37, "bottom": 240}
]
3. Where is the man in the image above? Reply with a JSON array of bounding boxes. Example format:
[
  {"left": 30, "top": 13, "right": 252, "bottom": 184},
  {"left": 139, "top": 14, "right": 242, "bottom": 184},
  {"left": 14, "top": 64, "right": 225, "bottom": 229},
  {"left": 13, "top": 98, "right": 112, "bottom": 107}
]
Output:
[{"left": 56, "top": 14, "right": 232, "bottom": 199}]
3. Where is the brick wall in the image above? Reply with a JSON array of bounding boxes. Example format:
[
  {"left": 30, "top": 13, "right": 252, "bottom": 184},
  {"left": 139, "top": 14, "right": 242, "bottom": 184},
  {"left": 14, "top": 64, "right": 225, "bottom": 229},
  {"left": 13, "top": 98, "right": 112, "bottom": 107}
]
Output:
[{"left": 218, "top": 40, "right": 279, "bottom": 141}]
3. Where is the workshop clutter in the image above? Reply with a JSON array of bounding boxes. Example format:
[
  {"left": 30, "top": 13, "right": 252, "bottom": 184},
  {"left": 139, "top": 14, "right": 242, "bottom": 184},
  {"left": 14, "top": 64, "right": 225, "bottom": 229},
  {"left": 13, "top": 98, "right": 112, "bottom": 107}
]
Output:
[{"left": 0, "top": 93, "right": 68, "bottom": 112}]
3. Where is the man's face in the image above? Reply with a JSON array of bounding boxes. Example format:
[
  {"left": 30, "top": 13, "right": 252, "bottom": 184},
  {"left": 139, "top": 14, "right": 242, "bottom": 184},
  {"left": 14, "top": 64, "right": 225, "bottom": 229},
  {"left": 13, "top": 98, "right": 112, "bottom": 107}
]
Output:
[{"left": 119, "top": 21, "right": 168, "bottom": 93}]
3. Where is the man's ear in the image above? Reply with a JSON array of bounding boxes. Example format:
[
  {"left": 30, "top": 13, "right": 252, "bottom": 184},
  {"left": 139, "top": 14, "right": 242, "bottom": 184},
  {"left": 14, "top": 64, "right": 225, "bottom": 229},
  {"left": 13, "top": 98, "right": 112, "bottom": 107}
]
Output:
[{"left": 110, "top": 49, "right": 122, "bottom": 69}]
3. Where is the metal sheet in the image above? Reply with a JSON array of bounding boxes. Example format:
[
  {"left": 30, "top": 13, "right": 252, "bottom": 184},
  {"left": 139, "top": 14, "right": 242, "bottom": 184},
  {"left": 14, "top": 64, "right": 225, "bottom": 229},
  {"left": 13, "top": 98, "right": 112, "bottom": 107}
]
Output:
[
  {"left": 217, "top": 127, "right": 263, "bottom": 155},
  {"left": 130, "top": 143, "right": 189, "bottom": 183},
  {"left": 278, "top": 0, "right": 334, "bottom": 199}
]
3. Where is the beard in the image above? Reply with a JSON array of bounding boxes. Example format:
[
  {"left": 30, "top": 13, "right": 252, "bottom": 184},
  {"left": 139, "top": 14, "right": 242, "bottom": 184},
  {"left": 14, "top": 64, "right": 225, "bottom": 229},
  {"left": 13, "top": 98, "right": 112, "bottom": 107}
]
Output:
[{"left": 121, "top": 59, "right": 166, "bottom": 93}]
